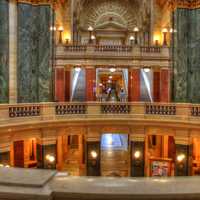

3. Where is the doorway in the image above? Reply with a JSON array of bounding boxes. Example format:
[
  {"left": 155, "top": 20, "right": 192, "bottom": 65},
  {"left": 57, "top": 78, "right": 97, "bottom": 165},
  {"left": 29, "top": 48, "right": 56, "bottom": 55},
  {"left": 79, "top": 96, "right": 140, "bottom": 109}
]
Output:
[
  {"left": 96, "top": 68, "right": 128, "bottom": 102},
  {"left": 101, "top": 133, "right": 129, "bottom": 176}
]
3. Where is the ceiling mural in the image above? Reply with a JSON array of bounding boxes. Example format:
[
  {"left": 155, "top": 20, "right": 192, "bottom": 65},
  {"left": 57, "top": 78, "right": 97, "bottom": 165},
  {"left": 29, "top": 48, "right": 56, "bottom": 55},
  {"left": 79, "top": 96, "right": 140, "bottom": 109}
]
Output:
[{"left": 77, "top": 0, "right": 151, "bottom": 31}]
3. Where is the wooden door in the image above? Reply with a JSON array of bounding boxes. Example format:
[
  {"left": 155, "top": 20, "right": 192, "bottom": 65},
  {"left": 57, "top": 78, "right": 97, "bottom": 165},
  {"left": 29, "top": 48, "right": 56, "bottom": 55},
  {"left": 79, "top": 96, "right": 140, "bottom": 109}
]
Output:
[{"left": 14, "top": 141, "right": 24, "bottom": 168}]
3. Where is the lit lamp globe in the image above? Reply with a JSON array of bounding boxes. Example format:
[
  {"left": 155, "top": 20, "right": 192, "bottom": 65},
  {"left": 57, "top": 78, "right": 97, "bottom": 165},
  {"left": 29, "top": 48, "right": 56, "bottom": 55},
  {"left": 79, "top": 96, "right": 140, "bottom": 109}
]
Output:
[
  {"left": 88, "top": 26, "right": 94, "bottom": 32},
  {"left": 134, "top": 151, "right": 141, "bottom": 159},
  {"left": 91, "top": 151, "right": 98, "bottom": 159},
  {"left": 143, "top": 68, "right": 150, "bottom": 73},
  {"left": 129, "top": 36, "right": 135, "bottom": 45},
  {"left": 74, "top": 67, "right": 81, "bottom": 72},
  {"left": 177, "top": 154, "right": 185, "bottom": 162}
]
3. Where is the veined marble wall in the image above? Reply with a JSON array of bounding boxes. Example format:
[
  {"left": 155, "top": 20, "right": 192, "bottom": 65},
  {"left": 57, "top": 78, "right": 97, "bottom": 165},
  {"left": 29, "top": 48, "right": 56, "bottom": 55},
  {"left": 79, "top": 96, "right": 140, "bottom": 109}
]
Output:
[
  {"left": 173, "top": 8, "right": 200, "bottom": 103},
  {"left": 0, "top": 0, "right": 9, "bottom": 103},
  {"left": 188, "top": 9, "right": 200, "bottom": 103},
  {"left": 17, "top": 3, "right": 53, "bottom": 103}
]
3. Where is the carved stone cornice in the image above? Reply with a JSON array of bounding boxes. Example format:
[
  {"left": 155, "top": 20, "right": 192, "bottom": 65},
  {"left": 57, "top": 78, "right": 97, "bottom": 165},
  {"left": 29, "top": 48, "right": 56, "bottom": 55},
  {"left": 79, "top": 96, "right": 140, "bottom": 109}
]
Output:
[{"left": 168, "top": 0, "right": 200, "bottom": 10}]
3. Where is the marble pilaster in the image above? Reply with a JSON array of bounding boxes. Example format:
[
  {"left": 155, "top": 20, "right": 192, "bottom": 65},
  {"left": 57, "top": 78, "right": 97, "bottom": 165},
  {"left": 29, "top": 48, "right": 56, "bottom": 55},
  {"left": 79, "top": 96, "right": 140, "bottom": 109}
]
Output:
[
  {"left": 0, "top": 0, "right": 9, "bottom": 103},
  {"left": 9, "top": 0, "right": 18, "bottom": 103}
]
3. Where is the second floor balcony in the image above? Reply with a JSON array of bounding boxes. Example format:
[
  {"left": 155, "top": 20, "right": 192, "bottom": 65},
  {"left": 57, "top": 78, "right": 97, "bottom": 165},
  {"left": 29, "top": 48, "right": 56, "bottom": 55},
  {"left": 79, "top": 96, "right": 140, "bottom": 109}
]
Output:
[{"left": 56, "top": 45, "right": 170, "bottom": 66}]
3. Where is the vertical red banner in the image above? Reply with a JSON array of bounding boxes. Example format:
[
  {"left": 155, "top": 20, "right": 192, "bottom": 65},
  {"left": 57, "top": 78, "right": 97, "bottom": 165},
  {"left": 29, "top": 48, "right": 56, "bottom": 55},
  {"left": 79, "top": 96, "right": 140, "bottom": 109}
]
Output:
[
  {"left": 65, "top": 69, "right": 71, "bottom": 101},
  {"left": 153, "top": 71, "right": 160, "bottom": 102},
  {"left": 55, "top": 67, "right": 65, "bottom": 102},
  {"left": 160, "top": 68, "right": 170, "bottom": 102},
  {"left": 128, "top": 68, "right": 140, "bottom": 102},
  {"left": 86, "top": 67, "right": 96, "bottom": 101}
]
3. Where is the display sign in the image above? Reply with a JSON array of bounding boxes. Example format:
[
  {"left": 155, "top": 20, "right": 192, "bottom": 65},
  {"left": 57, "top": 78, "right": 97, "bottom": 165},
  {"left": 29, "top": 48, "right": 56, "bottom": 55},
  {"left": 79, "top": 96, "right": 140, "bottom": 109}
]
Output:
[{"left": 151, "top": 161, "right": 169, "bottom": 177}]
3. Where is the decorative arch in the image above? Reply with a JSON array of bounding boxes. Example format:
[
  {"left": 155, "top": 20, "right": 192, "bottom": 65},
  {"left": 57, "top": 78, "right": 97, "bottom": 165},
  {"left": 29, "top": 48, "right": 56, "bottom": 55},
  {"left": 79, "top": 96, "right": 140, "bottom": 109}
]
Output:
[{"left": 78, "top": 0, "right": 141, "bottom": 31}]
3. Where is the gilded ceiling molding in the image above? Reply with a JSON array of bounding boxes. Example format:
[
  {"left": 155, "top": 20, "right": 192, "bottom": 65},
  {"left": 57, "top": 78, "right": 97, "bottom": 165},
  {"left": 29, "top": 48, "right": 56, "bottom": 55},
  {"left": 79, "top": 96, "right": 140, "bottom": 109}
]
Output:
[{"left": 168, "top": 0, "right": 200, "bottom": 10}]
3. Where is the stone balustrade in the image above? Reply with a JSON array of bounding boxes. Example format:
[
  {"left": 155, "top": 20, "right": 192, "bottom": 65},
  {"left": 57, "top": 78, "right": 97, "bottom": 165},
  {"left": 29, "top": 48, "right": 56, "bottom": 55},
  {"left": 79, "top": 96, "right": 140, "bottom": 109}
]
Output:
[
  {"left": 1, "top": 167, "right": 200, "bottom": 200},
  {"left": 0, "top": 102, "right": 200, "bottom": 128},
  {"left": 56, "top": 45, "right": 170, "bottom": 66}
]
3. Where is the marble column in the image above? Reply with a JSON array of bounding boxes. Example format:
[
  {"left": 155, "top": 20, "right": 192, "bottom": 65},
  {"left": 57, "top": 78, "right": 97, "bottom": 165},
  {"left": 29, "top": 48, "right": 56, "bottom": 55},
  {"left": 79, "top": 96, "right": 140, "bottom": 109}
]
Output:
[
  {"left": 65, "top": 68, "right": 71, "bottom": 101},
  {"left": 160, "top": 68, "right": 170, "bottom": 102},
  {"left": 17, "top": 3, "right": 53, "bottom": 103},
  {"left": 153, "top": 71, "right": 160, "bottom": 102},
  {"left": 9, "top": 0, "right": 17, "bottom": 103},
  {"left": 86, "top": 67, "right": 96, "bottom": 101},
  {"left": 128, "top": 68, "right": 140, "bottom": 102},
  {"left": 172, "top": 8, "right": 189, "bottom": 102},
  {"left": 0, "top": 0, "right": 9, "bottom": 103},
  {"left": 55, "top": 67, "right": 65, "bottom": 102}
]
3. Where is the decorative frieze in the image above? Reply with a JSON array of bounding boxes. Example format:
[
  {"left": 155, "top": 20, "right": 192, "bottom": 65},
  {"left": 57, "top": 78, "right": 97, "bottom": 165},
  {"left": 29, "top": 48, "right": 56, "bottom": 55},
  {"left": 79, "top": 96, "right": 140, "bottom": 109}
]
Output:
[{"left": 169, "top": 0, "right": 200, "bottom": 10}]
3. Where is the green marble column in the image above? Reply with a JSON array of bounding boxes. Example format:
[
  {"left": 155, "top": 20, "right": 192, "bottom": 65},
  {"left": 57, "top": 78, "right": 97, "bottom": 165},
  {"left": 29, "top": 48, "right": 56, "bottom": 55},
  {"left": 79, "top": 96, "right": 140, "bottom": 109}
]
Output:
[
  {"left": 17, "top": 3, "right": 53, "bottom": 103},
  {"left": 173, "top": 8, "right": 200, "bottom": 103},
  {"left": 0, "top": 0, "right": 9, "bottom": 103},
  {"left": 187, "top": 9, "right": 200, "bottom": 103},
  {"left": 172, "top": 9, "right": 189, "bottom": 102}
]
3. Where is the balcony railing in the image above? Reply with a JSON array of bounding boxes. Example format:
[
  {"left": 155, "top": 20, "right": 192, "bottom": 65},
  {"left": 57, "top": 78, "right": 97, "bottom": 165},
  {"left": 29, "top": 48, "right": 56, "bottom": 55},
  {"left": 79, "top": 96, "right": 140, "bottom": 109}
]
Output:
[
  {"left": 146, "top": 104, "right": 176, "bottom": 115},
  {"left": 56, "top": 103, "right": 87, "bottom": 115},
  {"left": 0, "top": 103, "right": 200, "bottom": 126},
  {"left": 9, "top": 105, "right": 40, "bottom": 118},
  {"left": 94, "top": 45, "right": 132, "bottom": 52},
  {"left": 191, "top": 106, "right": 200, "bottom": 117},
  {"left": 101, "top": 104, "right": 131, "bottom": 114},
  {"left": 56, "top": 45, "right": 169, "bottom": 62}
]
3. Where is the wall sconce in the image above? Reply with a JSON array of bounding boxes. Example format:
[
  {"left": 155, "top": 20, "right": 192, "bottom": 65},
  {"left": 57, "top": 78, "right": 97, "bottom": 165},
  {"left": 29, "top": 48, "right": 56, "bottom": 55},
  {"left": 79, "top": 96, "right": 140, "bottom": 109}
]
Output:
[
  {"left": 177, "top": 154, "right": 185, "bottom": 162},
  {"left": 46, "top": 154, "right": 55, "bottom": 163},
  {"left": 58, "top": 26, "right": 64, "bottom": 44},
  {"left": 134, "top": 151, "right": 141, "bottom": 159},
  {"left": 90, "top": 150, "right": 98, "bottom": 159},
  {"left": 133, "top": 27, "right": 139, "bottom": 45},
  {"left": 50, "top": 26, "right": 56, "bottom": 31},
  {"left": 129, "top": 35, "right": 135, "bottom": 45},
  {"left": 0, "top": 164, "right": 10, "bottom": 168},
  {"left": 88, "top": 26, "right": 94, "bottom": 44},
  {"left": 162, "top": 28, "right": 168, "bottom": 46}
]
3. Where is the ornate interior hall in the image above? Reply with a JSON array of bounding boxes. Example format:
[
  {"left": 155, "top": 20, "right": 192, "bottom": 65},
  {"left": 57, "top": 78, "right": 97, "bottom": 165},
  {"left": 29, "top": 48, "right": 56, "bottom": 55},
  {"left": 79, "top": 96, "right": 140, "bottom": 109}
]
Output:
[{"left": 1, "top": 0, "right": 200, "bottom": 199}]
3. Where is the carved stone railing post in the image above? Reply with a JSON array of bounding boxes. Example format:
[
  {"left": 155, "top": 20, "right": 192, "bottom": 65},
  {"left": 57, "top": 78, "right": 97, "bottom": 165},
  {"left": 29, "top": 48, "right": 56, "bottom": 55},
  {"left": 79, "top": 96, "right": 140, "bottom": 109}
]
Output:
[
  {"left": 176, "top": 104, "right": 191, "bottom": 119},
  {"left": 40, "top": 103, "right": 55, "bottom": 120},
  {"left": 0, "top": 105, "right": 9, "bottom": 123},
  {"left": 87, "top": 103, "right": 101, "bottom": 116}
]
